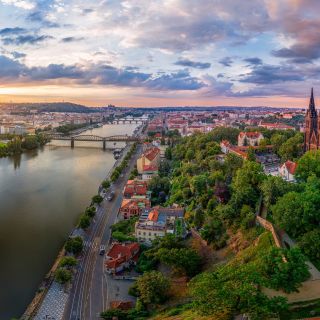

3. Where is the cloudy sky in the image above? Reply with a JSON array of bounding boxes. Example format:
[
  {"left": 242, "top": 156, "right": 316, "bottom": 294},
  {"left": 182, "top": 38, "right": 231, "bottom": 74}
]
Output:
[{"left": 0, "top": 0, "right": 319, "bottom": 107}]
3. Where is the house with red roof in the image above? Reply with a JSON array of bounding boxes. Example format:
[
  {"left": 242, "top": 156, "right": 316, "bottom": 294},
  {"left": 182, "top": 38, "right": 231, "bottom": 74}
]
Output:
[
  {"left": 137, "top": 146, "right": 160, "bottom": 174},
  {"left": 279, "top": 160, "right": 297, "bottom": 182},
  {"left": 238, "top": 131, "right": 264, "bottom": 146},
  {"left": 259, "top": 122, "right": 295, "bottom": 131},
  {"left": 105, "top": 242, "right": 140, "bottom": 274},
  {"left": 123, "top": 180, "right": 148, "bottom": 198},
  {"left": 119, "top": 197, "right": 151, "bottom": 219}
]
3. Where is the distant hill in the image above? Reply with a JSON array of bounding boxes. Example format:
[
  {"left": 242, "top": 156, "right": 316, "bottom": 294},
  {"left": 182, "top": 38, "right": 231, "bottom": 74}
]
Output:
[{"left": 3, "top": 102, "right": 99, "bottom": 113}]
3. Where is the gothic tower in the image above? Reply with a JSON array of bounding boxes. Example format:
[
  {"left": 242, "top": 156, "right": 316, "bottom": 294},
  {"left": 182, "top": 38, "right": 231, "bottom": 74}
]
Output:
[{"left": 304, "top": 88, "right": 318, "bottom": 152}]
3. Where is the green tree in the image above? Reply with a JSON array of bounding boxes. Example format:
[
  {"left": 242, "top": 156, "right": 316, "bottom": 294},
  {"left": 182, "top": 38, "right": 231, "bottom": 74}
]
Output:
[
  {"left": 101, "top": 179, "right": 111, "bottom": 189},
  {"left": 193, "top": 207, "right": 205, "bottom": 228},
  {"left": 190, "top": 264, "right": 288, "bottom": 319},
  {"left": 192, "top": 175, "right": 207, "bottom": 195},
  {"left": 85, "top": 206, "right": 96, "bottom": 218},
  {"left": 78, "top": 214, "right": 91, "bottom": 229},
  {"left": 298, "top": 229, "right": 320, "bottom": 266},
  {"left": 260, "top": 175, "right": 297, "bottom": 210},
  {"left": 7, "top": 137, "right": 22, "bottom": 154},
  {"left": 262, "top": 247, "right": 309, "bottom": 293},
  {"left": 278, "top": 133, "right": 303, "bottom": 161},
  {"left": 185, "top": 149, "right": 195, "bottom": 161},
  {"left": 134, "top": 271, "right": 170, "bottom": 305},
  {"left": 22, "top": 135, "right": 39, "bottom": 150},
  {"left": 231, "top": 161, "right": 264, "bottom": 209},
  {"left": 65, "top": 236, "right": 83, "bottom": 255},
  {"left": 155, "top": 248, "right": 202, "bottom": 277},
  {"left": 295, "top": 149, "right": 320, "bottom": 181},
  {"left": 92, "top": 194, "right": 103, "bottom": 205},
  {"left": 59, "top": 256, "right": 77, "bottom": 268},
  {"left": 55, "top": 268, "right": 72, "bottom": 284},
  {"left": 270, "top": 133, "right": 286, "bottom": 153},
  {"left": 201, "top": 218, "right": 227, "bottom": 249},
  {"left": 246, "top": 146, "right": 256, "bottom": 161},
  {"left": 272, "top": 176, "right": 320, "bottom": 238},
  {"left": 209, "top": 127, "right": 240, "bottom": 144}
]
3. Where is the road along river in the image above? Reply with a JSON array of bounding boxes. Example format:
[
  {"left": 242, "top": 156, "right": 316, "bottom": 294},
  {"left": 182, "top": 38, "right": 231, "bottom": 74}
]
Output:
[{"left": 0, "top": 123, "right": 138, "bottom": 319}]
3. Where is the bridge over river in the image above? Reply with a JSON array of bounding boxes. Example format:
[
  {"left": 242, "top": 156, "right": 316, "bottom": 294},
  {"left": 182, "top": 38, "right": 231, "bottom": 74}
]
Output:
[{"left": 46, "top": 133, "right": 141, "bottom": 150}]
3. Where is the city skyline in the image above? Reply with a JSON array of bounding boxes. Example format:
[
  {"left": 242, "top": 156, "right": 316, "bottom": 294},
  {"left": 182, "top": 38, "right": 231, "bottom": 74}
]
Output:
[{"left": 1, "top": 0, "right": 320, "bottom": 107}]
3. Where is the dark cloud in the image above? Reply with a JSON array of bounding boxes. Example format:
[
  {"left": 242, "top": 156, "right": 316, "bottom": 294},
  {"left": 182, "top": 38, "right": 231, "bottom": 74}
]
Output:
[
  {"left": 145, "top": 70, "right": 206, "bottom": 90},
  {"left": 82, "top": 8, "right": 94, "bottom": 15},
  {"left": 28, "top": 64, "right": 84, "bottom": 80},
  {"left": 27, "top": 0, "right": 60, "bottom": 28},
  {"left": 2, "top": 35, "right": 53, "bottom": 45},
  {"left": 174, "top": 59, "right": 211, "bottom": 69},
  {"left": 219, "top": 57, "right": 233, "bottom": 67},
  {"left": 92, "top": 65, "right": 150, "bottom": 86},
  {"left": 243, "top": 57, "right": 263, "bottom": 65},
  {"left": 202, "top": 75, "right": 233, "bottom": 96},
  {"left": 0, "top": 55, "right": 25, "bottom": 78},
  {"left": 11, "top": 51, "right": 27, "bottom": 59},
  {"left": 0, "top": 55, "right": 204, "bottom": 91},
  {"left": 61, "top": 37, "right": 84, "bottom": 43},
  {"left": 240, "top": 64, "right": 304, "bottom": 84},
  {"left": 0, "top": 27, "right": 27, "bottom": 36}
]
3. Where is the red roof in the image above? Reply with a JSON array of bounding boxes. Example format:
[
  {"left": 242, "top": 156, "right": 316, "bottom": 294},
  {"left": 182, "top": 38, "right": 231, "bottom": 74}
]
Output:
[
  {"left": 239, "top": 131, "right": 262, "bottom": 139},
  {"left": 124, "top": 180, "right": 148, "bottom": 197},
  {"left": 106, "top": 243, "right": 140, "bottom": 270},
  {"left": 143, "top": 164, "right": 158, "bottom": 172},
  {"left": 144, "top": 147, "right": 160, "bottom": 161},
  {"left": 284, "top": 160, "right": 297, "bottom": 175},
  {"left": 110, "top": 301, "right": 133, "bottom": 310},
  {"left": 148, "top": 209, "right": 159, "bottom": 222}
]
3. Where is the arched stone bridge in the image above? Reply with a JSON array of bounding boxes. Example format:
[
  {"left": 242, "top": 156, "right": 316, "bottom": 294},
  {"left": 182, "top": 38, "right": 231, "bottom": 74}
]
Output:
[{"left": 46, "top": 133, "right": 140, "bottom": 149}]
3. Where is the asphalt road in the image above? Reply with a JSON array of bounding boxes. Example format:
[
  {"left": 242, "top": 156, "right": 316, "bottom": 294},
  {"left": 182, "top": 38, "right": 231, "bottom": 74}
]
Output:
[{"left": 63, "top": 144, "right": 142, "bottom": 320}]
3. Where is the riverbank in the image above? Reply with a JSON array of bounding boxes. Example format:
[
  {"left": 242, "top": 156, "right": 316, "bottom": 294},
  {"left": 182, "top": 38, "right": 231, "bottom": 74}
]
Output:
[{"left": 21, "top": 140, "right": 137, "bottom": 320}]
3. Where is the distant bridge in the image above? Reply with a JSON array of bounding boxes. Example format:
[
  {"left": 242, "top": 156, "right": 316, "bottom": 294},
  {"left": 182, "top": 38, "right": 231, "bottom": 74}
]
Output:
[
  {"left": 105, "top": 118, "right": 148, "bottom": 125},
  {"left": 46, "top": 133, "right": 140, "bottom": 149}
]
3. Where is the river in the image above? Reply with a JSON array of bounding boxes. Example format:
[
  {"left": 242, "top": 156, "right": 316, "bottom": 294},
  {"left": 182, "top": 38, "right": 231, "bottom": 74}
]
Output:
[{"left": 0, "top": 123, "right": 138, "bottom": 319}]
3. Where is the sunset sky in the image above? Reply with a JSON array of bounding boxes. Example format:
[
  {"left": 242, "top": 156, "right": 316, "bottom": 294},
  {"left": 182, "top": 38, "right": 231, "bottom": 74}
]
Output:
[{"left": 0, "top": 0, "right": 320, "bottom": 107}]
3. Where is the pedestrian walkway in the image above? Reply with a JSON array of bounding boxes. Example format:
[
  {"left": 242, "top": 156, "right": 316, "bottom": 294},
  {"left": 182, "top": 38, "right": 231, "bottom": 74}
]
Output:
[{"left": 34, "top": 282, "right": 69, "bottom": 320}]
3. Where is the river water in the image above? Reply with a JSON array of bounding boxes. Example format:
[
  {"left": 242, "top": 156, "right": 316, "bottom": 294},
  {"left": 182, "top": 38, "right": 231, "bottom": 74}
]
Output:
[{"left": 0, "top": 123, "right": 138, "bottom": 319}]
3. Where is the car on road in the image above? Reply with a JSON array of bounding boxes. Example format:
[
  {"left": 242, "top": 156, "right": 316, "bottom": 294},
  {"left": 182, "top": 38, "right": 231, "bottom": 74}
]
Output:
[
  {"left": 107, "top": 191, "right": 115, "bottom": 201},
  {"left": 99, "top": 245, "right": 106, "bottom": 256}
]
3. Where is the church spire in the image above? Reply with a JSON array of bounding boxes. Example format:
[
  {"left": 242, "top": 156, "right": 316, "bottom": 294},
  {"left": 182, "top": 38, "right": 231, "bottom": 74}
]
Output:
[{"left": 309, "top": 87, "right": 317, "bottom": 117}]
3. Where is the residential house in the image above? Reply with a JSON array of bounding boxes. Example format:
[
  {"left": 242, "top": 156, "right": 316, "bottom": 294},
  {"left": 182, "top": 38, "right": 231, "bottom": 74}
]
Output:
[
  {"left": 119, "top": 197, "right": 151, "bottom": 219},
  {"left": 137, "top": 147, "right": 161, "bottom": 174},
  {"left": 105, "top": 242, "right": 140, "bottom": 274},
  {"left": 258, "top": 122, "right": 295, "bottom": 131},
  {"left": 123, "top": 180, "right": 148, "bottom": 198},
  {"left": 135, "top": 206, "right": 184, "bottom": 245},
  {"left": 141, "top": 164, "right": 159, "bottom": 180},
  {"left": 238, "top": 131, "right": 264, "bottom": 146},
  {"left": 279, "top": 160, "right": 297, "bottom": 182}
]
